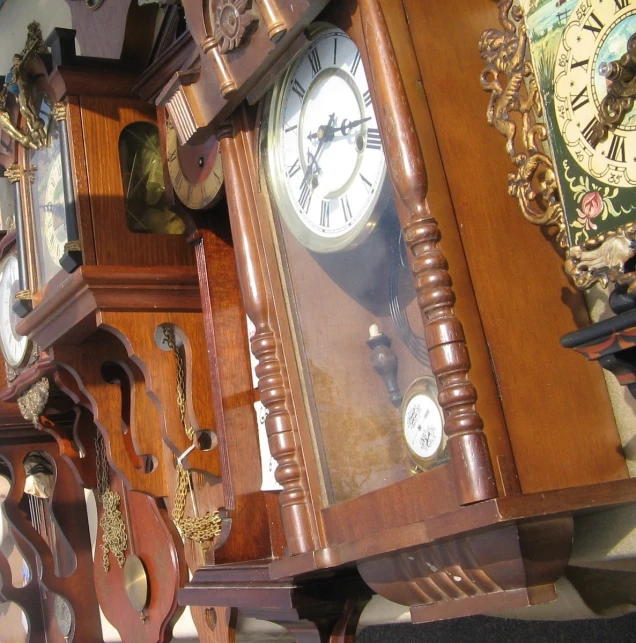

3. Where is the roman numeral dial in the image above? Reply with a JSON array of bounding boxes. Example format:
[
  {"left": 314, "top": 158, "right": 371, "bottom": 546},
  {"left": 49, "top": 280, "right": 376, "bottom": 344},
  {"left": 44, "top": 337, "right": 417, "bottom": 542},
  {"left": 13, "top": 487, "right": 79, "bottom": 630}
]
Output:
[
  {"left": 553, "top": 0, "right": 636, "bottom": 188},
  {"left": 268, "top": 25, "right": 390, "bottom": 253}
]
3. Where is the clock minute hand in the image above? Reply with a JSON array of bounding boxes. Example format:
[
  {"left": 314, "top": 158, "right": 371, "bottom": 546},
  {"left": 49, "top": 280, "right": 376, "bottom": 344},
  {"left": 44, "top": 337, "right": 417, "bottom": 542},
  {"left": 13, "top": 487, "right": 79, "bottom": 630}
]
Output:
[{"left": 339, "top": 116, "right": 372, "bottom": 136}]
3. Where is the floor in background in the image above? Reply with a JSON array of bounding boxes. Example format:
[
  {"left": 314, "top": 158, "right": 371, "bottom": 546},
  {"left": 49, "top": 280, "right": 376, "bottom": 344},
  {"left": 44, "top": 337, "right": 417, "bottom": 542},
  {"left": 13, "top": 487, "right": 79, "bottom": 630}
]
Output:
[{"left": 358, "top": 612, "right": 636, "bottom": 642}]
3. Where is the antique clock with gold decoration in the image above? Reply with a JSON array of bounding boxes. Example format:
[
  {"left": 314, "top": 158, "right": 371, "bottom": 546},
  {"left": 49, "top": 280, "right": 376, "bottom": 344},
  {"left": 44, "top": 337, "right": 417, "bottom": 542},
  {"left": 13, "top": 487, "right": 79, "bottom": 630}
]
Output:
[
  {"left": 3, "top": 25, "right": 193, "bottom": 334},
  {"left": 480, "top": 0, "right": 636, "bottom": 293}
]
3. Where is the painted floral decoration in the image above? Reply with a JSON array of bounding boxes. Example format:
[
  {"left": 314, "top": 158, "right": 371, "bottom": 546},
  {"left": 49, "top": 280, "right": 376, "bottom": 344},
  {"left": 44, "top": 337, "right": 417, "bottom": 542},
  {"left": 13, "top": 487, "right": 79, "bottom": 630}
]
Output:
[{"left": 564, "top": 160, "right": 636, "bottom": 246}]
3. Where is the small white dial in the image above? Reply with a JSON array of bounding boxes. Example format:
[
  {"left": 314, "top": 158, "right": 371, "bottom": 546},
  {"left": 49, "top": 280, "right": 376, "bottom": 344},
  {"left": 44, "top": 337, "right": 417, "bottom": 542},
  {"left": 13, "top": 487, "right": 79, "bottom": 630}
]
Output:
[
  {"left": 0, "top": 253, "right": 29, "bottom": 367},
  {"left": 401, "top": 378, "right": 445, "bottom": 468},
  {"left": 267, "top": 25, "right": 388, "bottom": 252}
]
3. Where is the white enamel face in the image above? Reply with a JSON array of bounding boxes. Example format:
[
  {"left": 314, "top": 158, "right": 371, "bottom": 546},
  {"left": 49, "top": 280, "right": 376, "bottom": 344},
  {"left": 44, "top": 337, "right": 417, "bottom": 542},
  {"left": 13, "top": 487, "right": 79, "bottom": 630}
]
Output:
[
  {"left": 267, "top": 25, "right": 388, "bottom": 252},
  {"left": 0, "top": 253, "right": 28, "bottom": 367},
  {"left": 43, "top": 155, "right": 68, "bottom": 264},
  {"left": 402, "top": 384, "right": 444, "bottom": 463},
  {"left": 554, "top": 0, "right": 636, "bottom": 187}
]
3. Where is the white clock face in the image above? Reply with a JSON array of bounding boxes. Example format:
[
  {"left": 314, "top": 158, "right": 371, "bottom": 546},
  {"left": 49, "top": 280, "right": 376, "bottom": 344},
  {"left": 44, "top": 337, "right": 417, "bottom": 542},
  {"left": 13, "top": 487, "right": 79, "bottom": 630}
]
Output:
[
  {"left": 43, "top": 155, "right": 68, "bottom": 264},
  {"left": 554, "top": 1, "right": 636, "bottom": 187},
  {"left": 0, "top": 254, "right": 28, "bottom": 367},
  {"left": 403, "top": 392, "right": 443, "bottom": 462},
  {"left": 267, "top": 25, "right": 388, "bottom": 252}
]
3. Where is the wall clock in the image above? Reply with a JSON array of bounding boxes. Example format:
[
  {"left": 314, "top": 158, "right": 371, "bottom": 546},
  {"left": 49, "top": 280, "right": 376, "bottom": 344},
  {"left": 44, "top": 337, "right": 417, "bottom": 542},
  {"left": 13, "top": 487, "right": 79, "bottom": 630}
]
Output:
[
  {"left": 6, "top": 27, "right": 195, "bottom": 333},
  {"left": 266, "top": 23, "right": 389, "bottom": 253},
  {"left": 480, "top": 0, "right": 636, "bottom": 294}
]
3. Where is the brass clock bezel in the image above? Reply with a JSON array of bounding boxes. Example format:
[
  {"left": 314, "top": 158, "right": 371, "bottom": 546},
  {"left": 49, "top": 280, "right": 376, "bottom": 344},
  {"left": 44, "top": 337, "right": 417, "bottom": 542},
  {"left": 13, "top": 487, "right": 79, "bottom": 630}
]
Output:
[
  {"left": 264, "top": 23, "right": 391, "bottom": 254},
  {"left": 401, "top": 376, "right": 446, "bottom": 470}
]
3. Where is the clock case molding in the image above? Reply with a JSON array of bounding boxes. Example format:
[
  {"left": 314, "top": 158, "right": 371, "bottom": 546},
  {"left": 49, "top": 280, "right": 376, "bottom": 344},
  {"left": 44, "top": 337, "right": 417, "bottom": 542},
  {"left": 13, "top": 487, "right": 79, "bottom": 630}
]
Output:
[{"left": 149, "top": 0, "right": 636, "bottom": 628}]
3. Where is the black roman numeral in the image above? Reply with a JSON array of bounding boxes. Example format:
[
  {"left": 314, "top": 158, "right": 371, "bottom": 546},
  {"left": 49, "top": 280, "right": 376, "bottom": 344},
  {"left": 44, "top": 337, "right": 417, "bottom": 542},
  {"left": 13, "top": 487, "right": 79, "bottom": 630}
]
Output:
[
  {"left": 608, "top": 134, "right": 626, "bottom": 162},
  {"left": 285, "top": 123, "right": 298, "bottom": 133},
  {"left": 299, "top": 181, "right": 312, "bottom": 211},
  {"left": 571, "top": 87, "right": 590, "bottom": 111},
  {"left": 582, "top": 117, "right": 601, "bottom": 146},
  {"left": 341, "top": 196, "right": 353, "bottom": 222},
  {"left": 615, "top": 0, "right": 630, "bottom": 10},
  {"left": 333, "top": 38, "right": 338, "bottom": 65},
  {"left": 363, "top": 90, "right": 372, "bottom": 108},
  {"left": 366, "top": 128, "right": 382, "bottom": 151},
  {"left": 320, "top": 200, "right": 330, "bottom": 228},
  {"left": 351, "top": 51, "right": 362, "bottom": 76},
  {"left": 583, "top": 12, "right": 604, "bottom": 37},
  {"left": 288, "top": 158, "right": 301, "bottom": 178},
  {"left": 571, "top": 58, "right": 589, "bottom": 71},
  {"left": 308, "top": 48, "right": 321, "bottom": 76},
  {"left": 291, "top": 79, "right": 306, "bottom": 100},
  {"left": 360, "top": 174, "right": 373, "bottom": 192}
]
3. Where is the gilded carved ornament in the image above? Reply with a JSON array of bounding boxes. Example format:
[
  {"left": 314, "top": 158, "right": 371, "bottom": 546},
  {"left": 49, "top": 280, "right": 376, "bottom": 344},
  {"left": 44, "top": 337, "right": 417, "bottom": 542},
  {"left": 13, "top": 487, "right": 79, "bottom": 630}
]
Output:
[
  {"left": 480, "top": 0, "right": 636, "bottom": 293},
  {"left": 0, "top": 22, "right": 48, "bottom": 152},
  {"left": 479, "top": 0, "right": 566, "bottom": 243},
  {"left": 17, "top": 377, "right": 50, "bottom": 427}
]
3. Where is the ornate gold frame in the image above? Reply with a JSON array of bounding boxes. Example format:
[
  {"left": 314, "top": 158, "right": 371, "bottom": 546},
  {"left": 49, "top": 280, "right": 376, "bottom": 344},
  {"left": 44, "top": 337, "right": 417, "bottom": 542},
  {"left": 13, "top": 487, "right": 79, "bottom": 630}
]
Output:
[{"left": 480, "top": 0, "right": 636, "bottom": 293}]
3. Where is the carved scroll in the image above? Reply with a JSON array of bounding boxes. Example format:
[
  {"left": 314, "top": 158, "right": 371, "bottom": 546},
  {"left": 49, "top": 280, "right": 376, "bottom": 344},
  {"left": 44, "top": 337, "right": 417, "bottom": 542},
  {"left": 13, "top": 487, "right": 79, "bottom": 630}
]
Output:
[{"left": 360, "top": 0, "right": 497, "bottom": 504}]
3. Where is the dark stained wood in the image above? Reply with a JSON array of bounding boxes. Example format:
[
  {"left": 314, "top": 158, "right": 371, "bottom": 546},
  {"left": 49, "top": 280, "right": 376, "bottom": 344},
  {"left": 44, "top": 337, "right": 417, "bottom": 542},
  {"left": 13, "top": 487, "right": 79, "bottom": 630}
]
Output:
[
  {"left": 359, "top": 0, "right": 496, "bottom": 504},
  {"left": 359, "top": 517, "right": 571, "bottom": 622},
  {"left": 66, "top": 0, "right": 159, "bottom": 63},
  {"left": 0, "top": 439, "right": 103, "bottom": 642},
  {"left": 400, "top": 0, "right": 627, "bottom": 493},
  {"left": 180, "top": 562, "right": 373, "bottom": 643},
  {"left": 134, "top": 31, "right": 199, "bottom": 103},
  {"left": 218, "top": 118, "right": 320, "bottom": 556},
  {"left": 16, "top": 265, "right": 201, "bottom": 350},
  {"left": 164, "top": 0, "right": 331, "bottom": 141},
  {"left": 191, "top": 219, "right": 279, "bottom": 563},
  {"left": 92, "top": 475, "right": 187, "bottom": 643}
]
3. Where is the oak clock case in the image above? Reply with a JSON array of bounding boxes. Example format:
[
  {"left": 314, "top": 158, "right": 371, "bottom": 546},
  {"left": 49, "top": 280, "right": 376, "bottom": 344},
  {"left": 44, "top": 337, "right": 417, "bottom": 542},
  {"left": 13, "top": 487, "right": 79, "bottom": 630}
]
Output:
[{"left": 262, "top": 23, "right": 445, "bottom": 504}]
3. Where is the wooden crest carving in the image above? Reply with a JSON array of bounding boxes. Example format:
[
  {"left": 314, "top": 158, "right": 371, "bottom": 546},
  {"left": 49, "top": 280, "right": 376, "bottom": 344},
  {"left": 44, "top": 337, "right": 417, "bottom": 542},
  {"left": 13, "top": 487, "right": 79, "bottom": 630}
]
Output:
[
  {"left": 214, "top": 0, "right": 257, "bottom": 53},
  {"left": 159, "top": 0, "right": 330, "bottom": 143}
]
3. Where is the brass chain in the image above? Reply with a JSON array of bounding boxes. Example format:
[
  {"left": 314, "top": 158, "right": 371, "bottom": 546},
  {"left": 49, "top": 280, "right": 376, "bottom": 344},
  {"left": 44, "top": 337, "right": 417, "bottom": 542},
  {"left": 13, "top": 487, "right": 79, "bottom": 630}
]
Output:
[
  {"left": 163, "top": 325, "right": 221, "bottom": 547},
  {"left": 95, "top": 432, "right": 128, "bottom": 571}
]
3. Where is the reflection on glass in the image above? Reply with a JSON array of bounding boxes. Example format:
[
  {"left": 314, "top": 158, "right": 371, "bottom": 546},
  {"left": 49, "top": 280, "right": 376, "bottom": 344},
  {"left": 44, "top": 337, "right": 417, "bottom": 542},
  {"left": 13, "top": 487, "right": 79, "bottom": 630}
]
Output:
[
  {"left": 119, "top": 122, "right": 185, "bottom": 235},
  {"left": 28, "top": 98, "right": 69, "bottom": 287},
  {"left": 265, "top": 26, "right": 444, "bottom": 505},
  {"left": 0, "top": 475, "right": 31, "bottom": 589}
]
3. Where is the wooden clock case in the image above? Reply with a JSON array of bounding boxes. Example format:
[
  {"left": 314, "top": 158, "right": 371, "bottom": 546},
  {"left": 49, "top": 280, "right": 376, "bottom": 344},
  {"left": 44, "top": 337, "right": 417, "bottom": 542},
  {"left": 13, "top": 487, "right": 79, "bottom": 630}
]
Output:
[
  {"left": 145, "top": 0, "right": 636, "bottom": 632},
  {"left": 0, "top": 357, "right": 103, "bottom": 642},
  {"left": 10, "top": 28, "right": 194, "bottom": 324}
]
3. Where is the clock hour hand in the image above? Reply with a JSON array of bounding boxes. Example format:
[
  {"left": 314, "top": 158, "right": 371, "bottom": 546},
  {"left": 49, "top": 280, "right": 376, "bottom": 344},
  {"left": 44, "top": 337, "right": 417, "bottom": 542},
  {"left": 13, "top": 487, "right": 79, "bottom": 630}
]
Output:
[
  {"left": 303, "top": 113, "right": 336, "bottom": 188},
  {"left": 307, "top": 116, "right": 372, "bottom": 141}
]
